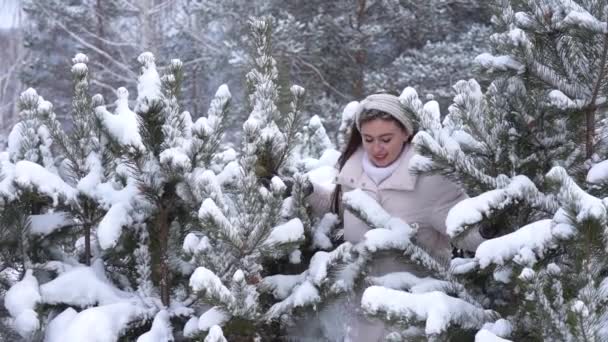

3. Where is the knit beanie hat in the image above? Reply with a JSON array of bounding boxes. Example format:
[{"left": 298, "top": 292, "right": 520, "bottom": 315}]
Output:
[{"left": 355, "top": 93, "right": 414, "bottom": 134}]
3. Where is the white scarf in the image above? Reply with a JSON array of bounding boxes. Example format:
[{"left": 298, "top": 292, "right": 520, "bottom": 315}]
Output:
[{"left": 361, "top": 146, "right": 407, "bottom": 185}]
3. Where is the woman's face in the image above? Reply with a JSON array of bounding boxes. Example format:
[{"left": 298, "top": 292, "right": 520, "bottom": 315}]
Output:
[{"left": 360, "top": 118, "right": 408, "bottom": 167}]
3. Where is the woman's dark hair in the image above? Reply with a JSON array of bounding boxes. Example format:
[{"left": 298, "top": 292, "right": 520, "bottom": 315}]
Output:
[{"left": 331, "top": 109, "right": 414, "bottom": 213}]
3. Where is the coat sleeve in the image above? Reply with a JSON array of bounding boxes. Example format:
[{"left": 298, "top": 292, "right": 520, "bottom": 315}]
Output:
[
  {"left": 306, "top": 181, "right": 335, "bottom": 218},
  {"left": 427, "top": 176, "right": 485, "bottom": 252}
]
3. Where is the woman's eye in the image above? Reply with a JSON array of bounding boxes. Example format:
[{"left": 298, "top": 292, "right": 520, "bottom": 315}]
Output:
[
  {"left": 381, "top": 139, "right": 391, "bottom": 143},
  {"left": 364, "top": 139, "right": 373, "bottom": 143}
]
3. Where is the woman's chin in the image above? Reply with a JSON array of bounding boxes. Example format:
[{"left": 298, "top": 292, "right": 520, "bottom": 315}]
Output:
[{"left": 372, "top": 158, "right": 388, "bottom": 167}]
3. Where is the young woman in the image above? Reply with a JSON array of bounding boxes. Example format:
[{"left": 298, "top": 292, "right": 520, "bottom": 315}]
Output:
[{"left": 307, "top": 93, "right": 484, "bottom": 341}]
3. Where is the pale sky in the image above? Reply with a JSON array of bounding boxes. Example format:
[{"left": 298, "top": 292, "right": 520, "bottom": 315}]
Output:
[{"left": 0, "top": 0, "right": 20, "bottom": 29}]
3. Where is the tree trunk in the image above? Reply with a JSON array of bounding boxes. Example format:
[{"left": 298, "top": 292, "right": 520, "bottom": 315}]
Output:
[
  {"left": 586, "top": 32, "right": 608, "bottom": 159},
  {"left": 353, "top": 0, "right": 368, "bottom": 99},
  {"left": 156, "top": 204, "right": 171, "bottom": 306},
  {"left": 84, "top": 223, "right": 91, "bottom": 266}
]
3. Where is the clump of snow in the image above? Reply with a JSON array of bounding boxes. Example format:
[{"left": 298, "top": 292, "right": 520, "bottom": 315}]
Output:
[
  {"left": 475, "top": 329, "right": 513, "bottom": 342},
  {"left": 45, "top": 308, "right": 78, "bottom": 342},
  {"left": 548, "top": 90, "right": 583, "bottom": 109},
  {"left": 450, "top": 257, "right": 479, "bottom": 275},
  {"left": 160, "top": 147, "right": 192, "bottom": 172},
  {"left": 265, "top": 280, "right": 321, "bottom": 320},
  {"left": 198, "top": 307, "right": 230, "bottom": 331},
  {"left": 261, "top": 273, "right": 306, "bottom": 300},
  {"left": 363, "top": 217, "right": 415, "bottom": 252},
  {"left": 183, "top": 233, "right": 200, "bottom": 254},
  {"left": 40, "top": 266, "right": 130, "bottom": 307},
  {"left": 215, "top": 84, "right": 231, "bottom": 98},
  {"left": 76, "top": 152, "right": 103, "bottom": 197},
  {"left": 136, "top": 52, "right": 162, "bottom": 104},
  {"left": 343, "top": 189, "right": 392, "bottom": 227},
  {"left": 270, "top": 176, "right": 286, "bottom": 193},
  {"left": 263, "top": 218, "right": 304, "bottom": 246},
  {"left": 481, "top": 319, "right": 513, "bottom": 338},
  {"left": 29, "top": 212, "right": 72, "bottom": 236},
  {"left": 71, "top": 62, "right": 88, "bottom": 75},
  {"left": 475, "top": 53, "right": 524, "bottom": 73},
  {"left": 475, "top": 219, "right": 553, "bottom": 268},
  {"left": 312, "top": 213, "right": 339, "bottom": 250},
  {"left": 423, "top": 100, "right": 441, "bottom": 123},
  {"left": 137, "top": 310, "right": 173, "bottom": 342},
  {"left": 558, "top": 9, "right": 607, "bottom": 33},
  {"left": 98, "top": 202, "right": 132, "bottom": 250},
  {"left": 289, "top": 249, "right": 302, "bottom": 264},
  {"left": 518, "top": 267, "right": 535, "bottom": 281},
  {"left": 72, "top": 53, "right": 89, "bottom": 64},
  {"left": 290, "top": 84, "right": 305, "bottom": 97},
  {"left": 96, "top": 87, "right": 144, "bottom": 151},
  {"left": 217, "top": 161, "right": 241, "bottom": 186},
  {"left": 14, "top": 161, "right": 76, "bottom": 205},
  {"left": 446, "top": 175, "right": 536, "bottom": 237},
  {"left": 183, "top": 317, "right": 199, "bottom": 338},
  {"left": 548, "top": 166, "right": 606, "bottom": 223},
  {"left": 367, "top": 272, "right": 448, "bottom": 294},
  {"left": 204, "top": 325, "right": 227, "bottom": 342},
  {"left": 48, "top": 302, "right": 146, "bottom": 342},
  {"left": 587, "top": 160, "right": 608, "bottom": 184},
  {"left": 190, "top": 267, "right": 233, "bottom": 300},
  {"left": 308, "top": 251, "right": 332, "bottom": 286},
  {"left": 4, "top": 270, "right": 41, "bottom": 338},
  {"left": 7, "top": 122, "right": 24, "bottom": 162},
  {"left": 362, "top": 286, "right": 494, "bottom": 336}
]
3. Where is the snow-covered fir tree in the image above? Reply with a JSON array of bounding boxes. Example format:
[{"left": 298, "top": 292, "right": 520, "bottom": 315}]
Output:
[
  {"left": 181, "top": 17, "right": 323, "bottom": 340},
  {"left": 263, "top": 0, "right": 608, "bottom": 341},
  {"left": 1, "top": 16, "right": 322, "bottom": 341},
  {"left": 355, "top": 0, "right": 608, "bottom": 340}
]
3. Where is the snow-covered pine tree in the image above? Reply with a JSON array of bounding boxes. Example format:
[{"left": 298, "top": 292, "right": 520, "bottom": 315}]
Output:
[
  {"left": 364, "top": 0, "right": 608, "bottom": 340},
  {"left": 0, "top": 53, "right": 164, "bottom": 341},
  {"left": 0, "top": 48, "right": 233, "bottom": 340},
  {"left": 0, "top": 86, "right": 66, "bottom": 341},
  {"left": 181, "top": 17, "right": 318, "bottom": 340}
]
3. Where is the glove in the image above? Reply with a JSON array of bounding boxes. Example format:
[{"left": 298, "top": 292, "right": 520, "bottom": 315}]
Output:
[
  {"left": 479, "top": 223, "right": 499, "bottom": 239},
  {"left": 283, "top": 175, "right": 314, "bottom": 197}
]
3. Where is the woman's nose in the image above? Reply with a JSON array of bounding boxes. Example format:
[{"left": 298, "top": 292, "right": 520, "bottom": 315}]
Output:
[{"left": 372, "top": 143, "right": 383, "bottom": 154}]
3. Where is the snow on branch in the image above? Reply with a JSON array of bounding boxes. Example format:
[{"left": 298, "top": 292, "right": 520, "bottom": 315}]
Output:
[
  {"left": 136, "top": 310, "right": 173, "bottom": 342},
  {"left": 4, "top": 270, "right": 41, "bottom": 338},
  {"left": 547, "top": 166, "right": 606, "bottom": 223},
  {"left": 261, "top": 218, "right": 305, "bottom": 248},
  {"left": 446, "top": 175, "right": 538, "bottom": 238},
  {"left": 45, "top": 302, "right": 149, "bottom": 342},
  {"left": 190, "top": 267, "right": 235, "bottom": 306},
  {"left": 183, "top": 307, "right": 230, "bottom": 339},
  {"left": 136, "top": 52, "right": 162, "bottom": 106},
  {"left": 95, "top": 87, "right": 145, "bottom": 152},
  {"left": 475, "top": 219, "right": 553, "bottom": 269},
  {"left": 361, "top": 286, "right": 497, "bottom": 337},
  {"left": 14, "top": 160, "right": 76, "bottom": 206},
  {"left": 475, "top": 53, "right": 525, "bottom": 74},
  {"left": 264, "top": 280, "right": 320, "bottom": 320},
  {"left": 40, "top": 265, "right": 131, "bottom": 307},
  {"left": 342, "top": 189, "right": 392, "bottom": 228},
  {"left": 557, "top": 9, "right": 608, "bottom": 33},
  {"left": 367, "top": 272, "right": 451, "bottom": 294},
  {"left": 198, "top": 198, "right": 243, "bottom": 249}
]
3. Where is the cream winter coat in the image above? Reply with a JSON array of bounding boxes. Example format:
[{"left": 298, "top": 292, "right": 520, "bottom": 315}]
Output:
[{"left": 306, "top": 145, "right": 484, "bottom": 341}]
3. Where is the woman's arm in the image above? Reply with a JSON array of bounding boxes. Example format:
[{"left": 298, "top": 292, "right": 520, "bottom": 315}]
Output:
[
  {"left": 426, "top": 176, "right": 485, "bottom": 252},
  {"left": 306, "top": 181, "right": 335, "bottom": 217}
]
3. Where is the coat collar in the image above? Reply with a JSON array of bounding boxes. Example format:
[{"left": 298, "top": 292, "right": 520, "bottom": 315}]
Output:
[{"left": 336, "top": 144, "right": 418, "bottom": 191}]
